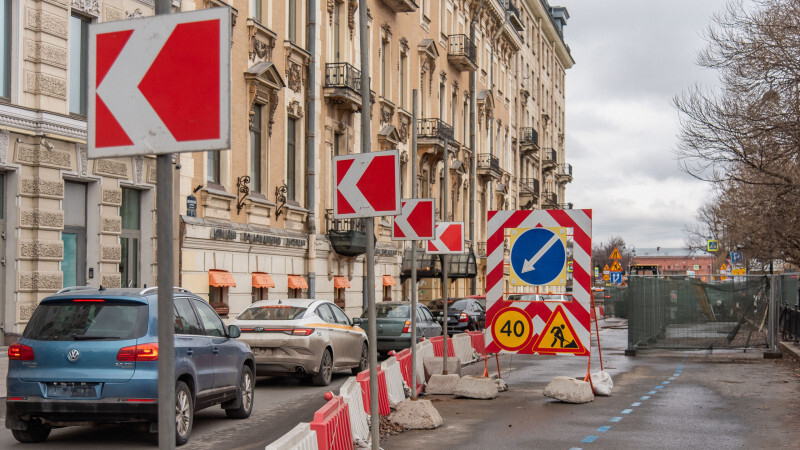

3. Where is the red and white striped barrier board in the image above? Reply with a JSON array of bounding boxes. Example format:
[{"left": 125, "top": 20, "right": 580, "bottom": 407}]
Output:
[{"left": 485, "top": 209, "right": 592, "bottom": 356}]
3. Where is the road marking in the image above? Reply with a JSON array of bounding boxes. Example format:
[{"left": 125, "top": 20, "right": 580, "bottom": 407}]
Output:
[
  {"left": 655, "top": 385, "right": 664, "bottom": 389},
  {"left": 648, "top": 390, "right": 657, "bottom": 395},
  {"left": 663, "top": 381, "right": 671, "bottom": 384},
  {"left": 621, "top": 409, "right": 633, "bottom": 414},
  {"left": 597, "top": 426, "right": 611, "bottom": 432},
  {"left": 581, "top": 436, "right": 598, "bottom": 443},
  {"left": 640, "top": 396, "right": 650, "bottom": 400},
  {"left": 610, "top": 417, "right": 623, "bottom": 422},
  {"left": 631, "top": 402, "right": 642, "bottom": 407},
  {"left": 669, "top": 376, "right": 676, "bottom": 380}
]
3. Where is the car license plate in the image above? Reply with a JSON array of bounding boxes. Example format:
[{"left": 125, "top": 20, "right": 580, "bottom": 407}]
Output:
[{"left": 46, "top": 382, "right": 98, "bottom": 398}]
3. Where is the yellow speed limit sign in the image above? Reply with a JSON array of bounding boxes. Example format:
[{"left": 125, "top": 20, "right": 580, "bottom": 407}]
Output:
[{"left": 491, "top": 308, "right": 533, "bottom": 351}]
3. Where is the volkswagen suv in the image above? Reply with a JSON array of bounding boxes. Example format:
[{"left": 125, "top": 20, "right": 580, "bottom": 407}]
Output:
[{"left": 5, "top": 286, "right": 255, "bottom": 446}]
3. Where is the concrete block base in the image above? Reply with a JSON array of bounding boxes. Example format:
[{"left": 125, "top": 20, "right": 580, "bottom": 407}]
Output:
[
  {"left": 425, "top": 374, "right": 461, "bottom": 395},
  {"left": 388, "top": 399, "right": 443, "bottom": 429},
  {"left": 543, "top": 376, "right": 594, "bottom": 404},
  {"left": 423, "top": 357, "right": 462, "bottom": 381},
  {"left": 454, "top": 375, "right": 498, "bottom": 399}
]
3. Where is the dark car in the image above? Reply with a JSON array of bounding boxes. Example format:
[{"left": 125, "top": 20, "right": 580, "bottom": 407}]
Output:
[
  {"left": 428, "top": 298, "right": 486, "bottom": 334},
  {"left": 6, "top": 286, "right": 255, "bottom": 446},
  {"left": 358, "top": 302, "right": 442, "bottom": 355}
]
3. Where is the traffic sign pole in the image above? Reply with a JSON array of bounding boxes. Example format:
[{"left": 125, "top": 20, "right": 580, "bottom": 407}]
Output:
[
  {"left": 358, "top": 1, "right": 378, "bottom": 447},
  {"left": 410, "top": 90, "right": 419, "bottom": 400},
  {"left": 442, "top": 137, "right": 449, "bottom": 375},
  {"left": 153, "top": 1, "right": 175, "bottom": 448}
]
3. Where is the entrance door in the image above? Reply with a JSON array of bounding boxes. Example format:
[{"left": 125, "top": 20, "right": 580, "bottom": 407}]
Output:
[
  {"left": 62, "top": 182, "right": 87, "bottom": 287},
  {"left": 119, "top": 188, "right": 141, "bottom": 287}
]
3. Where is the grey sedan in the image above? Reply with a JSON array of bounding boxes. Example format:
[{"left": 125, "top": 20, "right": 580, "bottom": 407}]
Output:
[{"left": 358, "top": 302, "right": 442, "bottom": 355}]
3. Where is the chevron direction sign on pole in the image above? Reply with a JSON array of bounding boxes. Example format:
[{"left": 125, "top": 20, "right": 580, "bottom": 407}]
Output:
[
  {"left": 392, "top": 198, "right": 435, "bottom": 240},
  {"left": 426, "top": 222, "right": 465, "bottom": 254},
  {"left": 333, "top": 150, "right": 401, "bottom": 218},
  {"left": 88, "top": 8, "right": 231, "bottom": 158}
]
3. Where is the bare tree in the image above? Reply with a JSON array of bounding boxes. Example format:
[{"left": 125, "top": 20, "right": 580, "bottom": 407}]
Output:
[{"left": 675, "top": 0, "right": 800, "bottom": 265}]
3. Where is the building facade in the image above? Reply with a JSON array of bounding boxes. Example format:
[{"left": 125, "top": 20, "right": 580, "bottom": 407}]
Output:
[{"left": 0, "top": 0, "right": 573, "bottom": 341}]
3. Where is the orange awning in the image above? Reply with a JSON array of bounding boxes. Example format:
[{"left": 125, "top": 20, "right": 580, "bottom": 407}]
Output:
[
  {"left": 287, "top": 275, "right": 308, "bottom": 290},
  {"left": 252, "top": 272, "right": 275, "bottom": 289},
  {"left": 209, "top": 270, "right": 236, "bottom": 287},
  {"left": 382, "top": 275, "right": 397, "bottom": 286},
  {"left": 333, "top": 276, "right": 351, "bottom": 289}
]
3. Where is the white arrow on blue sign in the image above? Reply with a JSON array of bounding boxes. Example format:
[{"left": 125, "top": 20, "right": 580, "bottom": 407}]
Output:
[
  {"left": 610, "top": 272, "right": 622, "bottom": 284},
  {"left": 509, "top": 227, "right": 567, "bottom": 286}
]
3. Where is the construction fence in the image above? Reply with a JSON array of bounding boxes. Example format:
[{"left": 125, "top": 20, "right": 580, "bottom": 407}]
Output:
[{"left": 605, "top": 275, "right": 790, "bottom": 352}]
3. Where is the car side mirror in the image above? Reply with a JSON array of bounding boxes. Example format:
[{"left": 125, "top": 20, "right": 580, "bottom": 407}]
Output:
[
  {"left": 228, "top": 324, "right": 241, "bottom": 338},
  {"left": 352, "top": 317, "right": 363, "bottom": 326}
]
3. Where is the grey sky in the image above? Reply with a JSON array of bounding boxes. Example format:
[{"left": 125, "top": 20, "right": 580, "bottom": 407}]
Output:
[{"left": 557, "top": 0, "right": 730, "bottom": 250}]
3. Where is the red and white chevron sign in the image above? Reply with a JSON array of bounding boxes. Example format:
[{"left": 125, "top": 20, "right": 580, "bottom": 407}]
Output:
[
  {"left": 426, "top": 222, "right": 465, "bottom": 254},
  {"left": 485, "top": 210, "right": 592, "bottom": 356},
  {"left": 392, "top": 199, "right": 435, "bottom": 240},
  {"left": 333, "top": 150, "right": 401, "bottom": 218}
]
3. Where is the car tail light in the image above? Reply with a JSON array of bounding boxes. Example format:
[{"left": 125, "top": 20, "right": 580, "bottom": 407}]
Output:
[
  {"left": 459, "top": 313, "right": 469, "bottom": 323},
  {"left": 117, "top": 343, "right": 159, "bottom": 362},
  {"left": 9, "top": 343, "right": 34, "bottom": 361},
  {"left": 73, "top": 299, "right": 104, "bottom": 302},
  {"left": 402, "top": 320, "right": 411, "bottom": 333},
  {"left": 291, "top": 328, "right": 315, "bottom": 336}
]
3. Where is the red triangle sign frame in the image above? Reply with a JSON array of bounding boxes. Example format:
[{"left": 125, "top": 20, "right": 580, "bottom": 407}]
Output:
[{"left": 531, "top": 304, "right": 587, "bottom": 354}]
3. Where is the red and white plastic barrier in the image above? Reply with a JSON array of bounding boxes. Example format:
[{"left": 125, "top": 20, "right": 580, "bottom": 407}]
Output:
[
  {"left": 380, "top": 357, "right": 406, "bottom": 407},
  {"left": 265, "top": 423, "right": 318, "bottom": 450},
  {"left": 339, "top": 377, "right": 370, "bottom": 446},
  {"left": 452, "top": 333, "right": 475, "bottom": 364},
  {"left": 356, "top": 368, "right": 391, "bottom": 416},
  {"left": 394, "top": 348, "right": 423, "bottom": 395},
  {"left": 467, "top": 330, "right": 487, "bottom": 357},
  {"left": 310, "top": 395, "right": 353, "bottom": 450},
  {"left": 429, "top": 335, "right": 456, "bottom": 357}
]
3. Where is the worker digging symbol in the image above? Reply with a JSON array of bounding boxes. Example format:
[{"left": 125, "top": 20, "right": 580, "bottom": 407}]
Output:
[{"left": 550, "top": 324, "right": 578, "bottom": 349}]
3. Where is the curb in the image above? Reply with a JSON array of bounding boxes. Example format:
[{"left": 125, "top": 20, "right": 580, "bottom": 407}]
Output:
[{"left": 780, "top": 341, "right": 800, "bottom": 361}]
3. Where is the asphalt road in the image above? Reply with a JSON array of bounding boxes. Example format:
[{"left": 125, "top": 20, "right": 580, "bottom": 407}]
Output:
[
  {"left": 383, "top": 320, "right": 800, "bottom": 449},
  {"left": 0, "top": 369, "right": 352, "bottom": 449}
]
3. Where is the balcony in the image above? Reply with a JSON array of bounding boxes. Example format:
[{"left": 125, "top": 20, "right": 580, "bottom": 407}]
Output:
[
  {"left": 447, "top": 35, "right": 477, "bottom": 72},
  {"left": 323, "top": 62, "right": 362, "bottom": 111},
  {"left": 542, "top": 191, "right": 558, "bottom": 208},
  {"left": 477, "top": 153, "right": 502, "bottom": 180},
  {"left": 380, "top": 0, "right": 417, "bottom": 13},
  {"left": 559, "top": 203, "right": 574, "bottom": 210},
  {"left": 417, "top": 118, "right": 454, "bottom": 155},
  {"left": 542, "top": 148, "right": 557, "bottom": 170},
  {"left": 325, "top": 209, "right": 372, "bottom": 256},
  {"left": 557, "top": 163, "right": 573, "bottom": 182},
  {"left": 507, "top": 0, "right": 524, "bottom": 32},
  {"left": 519, "top": 127, "right": 539, "bottom": 155},
  {"left": 519, "top": 178, "right": 540, "bottom": 199}
]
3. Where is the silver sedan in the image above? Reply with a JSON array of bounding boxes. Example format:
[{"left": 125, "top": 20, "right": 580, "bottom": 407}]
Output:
[{"left": 229, "top": 299, "right": 368, "bottom": 386}]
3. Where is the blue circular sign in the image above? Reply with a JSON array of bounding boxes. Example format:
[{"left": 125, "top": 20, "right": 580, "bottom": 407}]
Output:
[{"left": 510, "top": 228, "right": 566, "bottom": 286}]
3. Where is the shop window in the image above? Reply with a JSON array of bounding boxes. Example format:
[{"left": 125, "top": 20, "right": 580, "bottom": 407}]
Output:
[
  {"left": 120, "top": 188, "right": 141, "bottom": 288},
  {"left": 333, "top": 276, "right": 350, "bottom": 307},
  {"left": 62, "top": 182, "right": 87, "bottom": 287},
  {"left": 382, "top": 275, "right": 396, "bottom": 301},
  {"left": 209, "top": 269, "right": 236, "bottom": 316},
  {"left": 0, "top": 0, "right": 10, "bottom": 99},
  {"left": 287, "top": 274, "right": 307, "bottom": 298},
  {"left": 252, "top": 272, "right": 274, "bottom": 302}
]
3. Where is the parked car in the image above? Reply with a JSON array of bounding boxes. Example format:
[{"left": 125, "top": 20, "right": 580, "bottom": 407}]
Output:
[
  {"left": 358, "top": 302, "right": 443, "bottom": 355},
  {"left": 466, "top": 294, "right": 486, "bottom": 310},
  {"left": 230, "top": 299, "right": 368, "bottom": 386},
  {"left": 6, "top": 286, "right": 255, "bottom": 446},
  {"left": 506, "top": 293, "right": 547, "bottom": 301},
  {"left": 429, "top": 298, "right": 486, "bottom": 334}
]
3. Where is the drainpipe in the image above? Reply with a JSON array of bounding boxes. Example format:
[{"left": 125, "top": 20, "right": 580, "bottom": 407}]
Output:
[
  {"left": 469, "top": 0, "right": 485, "bottom": 295},
  {"left": 305, "top": 0, "right": 317, "bottom": 297},
  {"left": 488, "top": 1, "right": 510, "bottom": 212}
]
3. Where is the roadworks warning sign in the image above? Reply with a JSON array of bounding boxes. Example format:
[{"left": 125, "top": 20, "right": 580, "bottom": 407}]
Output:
[{"left": 532, "top": 305, "right": 586, "bottom": 354}]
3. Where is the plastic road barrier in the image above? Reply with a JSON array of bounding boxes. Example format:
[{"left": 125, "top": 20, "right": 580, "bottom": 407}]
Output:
[
  {"left": 356, "top": 368, "right": 391, "bottom": 416},
  {"left": 380, "top": 357, "right": 407, "bottom": 407},
  {"left": 310, "top": 396, "right": 353, "bottom": 450},
  {"left": 452, "top": 333, "right": 475, "bottom": 364},
  {"left": 429, "top": 335, "right": 456, "bottom": 357},
  {"left": 415, "top": 339, "right": 434, "bottom": 382},
  {"left": 339, "top": 377, "right": 370, "bottom": 447},
  {"left": 468, "top": 330, "right": 487, "bottom": 357},
  {"left": 394, "top": 348, "right": 424, "bottom": 395},
  {"left": 265, "top": 422, "right": 318, "bottom": 450}
]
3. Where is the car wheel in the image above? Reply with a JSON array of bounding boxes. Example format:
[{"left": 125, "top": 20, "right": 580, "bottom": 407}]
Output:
[
  {"left": 175, "top": 381, "right": 194, "bottom": 446},
  {"left": 226, "top": 365, "right": 255, "bottom": 419},
  {"left": 352, "top": 342, "right": 368, "bottom": 375},
  {"left": 312, "top": 348, "right": 333, "bottom": 386},
  {"left": 11, "top": 421, "right": 51, "bottom": 443}
]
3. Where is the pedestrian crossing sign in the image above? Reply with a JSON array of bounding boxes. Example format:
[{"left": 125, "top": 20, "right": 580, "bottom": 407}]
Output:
[{"left": 531, "top": 305, "right": 586, "bottom": 354}]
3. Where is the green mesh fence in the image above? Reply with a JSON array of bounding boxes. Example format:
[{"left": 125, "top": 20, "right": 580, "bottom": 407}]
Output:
[{"left": 624, "top": 276, "right": 771, "bottom": 351}]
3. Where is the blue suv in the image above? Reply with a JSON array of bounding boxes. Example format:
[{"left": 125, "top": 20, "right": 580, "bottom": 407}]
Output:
[{"left": 5, "top": 287, "right": 255, "bottom": 446}]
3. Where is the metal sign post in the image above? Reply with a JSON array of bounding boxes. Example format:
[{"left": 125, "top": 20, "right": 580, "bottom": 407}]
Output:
[
  {"left": 410, "top": 90, "right": 419, "bottom": 400},
  {"left": 357, "top": 0, "right": 378, "bottom": 447},
  {"left": 442, "top": 138, "right": 449, "bottom": 375}
]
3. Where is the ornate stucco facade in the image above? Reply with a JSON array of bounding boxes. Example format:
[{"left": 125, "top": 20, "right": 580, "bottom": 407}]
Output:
[{"left": 0, "top": 0, "right": 573, "bottom": 340}]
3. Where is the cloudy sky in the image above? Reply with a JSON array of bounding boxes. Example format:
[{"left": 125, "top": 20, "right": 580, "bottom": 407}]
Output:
[{"left": 557, "top": 0, "right": 731, "bottom": 250}]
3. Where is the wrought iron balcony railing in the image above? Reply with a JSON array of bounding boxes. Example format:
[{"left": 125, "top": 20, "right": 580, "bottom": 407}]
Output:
[
  {"left": 520, "top": 127, "right": 539, "bottom": 148},
  {"left": 558, "top": 163, "right": 573, "bottom": 178},
  {"left": 559, "top": 203, "right": 574, "bottom": 210},
  {"left": 447, "top": 34, "right": 477, "bottom": 71},
  {"left": 520, "top": 178, "right": 540, "bottom": 196},
  {"left": 417, "top": 118, "right": 454, "bottom": 141},
  {"left": 542, "top": 191, "right": 558, "bottom": 205},
  {"left": 324, "top": 62, "right": 362, "bottom": 93},
  {"left": 477, "top": 153, "right": 500, "bottom": 173},
  {"left": 542, "top": 148, "right": 557, "bottom": 165}
]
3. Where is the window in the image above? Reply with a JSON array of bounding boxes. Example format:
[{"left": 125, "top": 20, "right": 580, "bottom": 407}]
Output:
[
  {"left": 207, "top": 151, "right": 220, "bottom": 184},
  {"left": 334, "top": 133, "right": 344, "bottom": 157},
  {"left": 174, "top": 297, "right": 203, "bottom": 335},
  {"left": 334, "top": 287, "right": 345, "bottom": 307},
  {"left": 383, "top": 285, "right": 391, "bottom": 301},
  {"left": 286, "top": 117, "right": 298, "bottom": 201},
  {"left": 439, "top": 83, "right": 445, "bottom": 121},
  {"left": 316, "top": 304, "right": 336, "bottom": 323},
  {"left": 462, "top": 99, "right": 468, "bottom": 144},
  {"left": 250, "top": 0, "right": 262, "bottom": 22},
  {"left": 69, "top": 14, "right": 90, "bottom": 115},
  {"left": 62, "top": 182, "right": 87, "bottom": 287},
  {"left": 288, "top": 0, "right": 297, "bottom": 43},
  {"left": 250, "top": 105, "right": 263, "bottom": 192},
  {"left": 193, "top": 299, "right": 227, "bottom": 337},
  {"left": 451, "top": 91, "right": 457, "bottom": 138},
  {"left": 399, "top": 52, "right": 406, "bottom": 109},
  {"left": 333, "top": 1, "right": 341, "bottom": 62},
  {"left": 380, "top": 39, "right": 387, "bottom": 97},
  {"left": 0, "top": 0, "right": 10, "bottom": 99},
  {"left": 120, "top": 188, "right": 141, "bottom": 288},
  {"left": 329, "top": 304, "right": 351, "bottom": 325}
]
